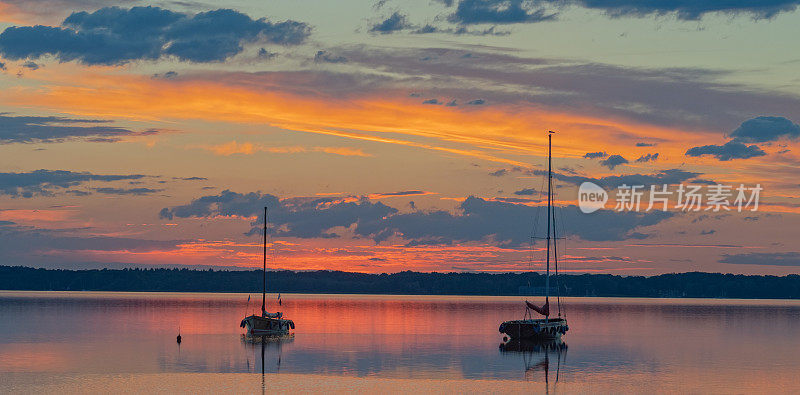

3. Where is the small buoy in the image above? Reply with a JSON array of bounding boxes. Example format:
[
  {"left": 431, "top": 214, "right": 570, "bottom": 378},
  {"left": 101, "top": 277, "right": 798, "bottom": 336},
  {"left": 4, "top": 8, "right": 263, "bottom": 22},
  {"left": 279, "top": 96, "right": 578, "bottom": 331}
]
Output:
[{"left": 177, "top": 334, "right": 182, "bottom": 344}]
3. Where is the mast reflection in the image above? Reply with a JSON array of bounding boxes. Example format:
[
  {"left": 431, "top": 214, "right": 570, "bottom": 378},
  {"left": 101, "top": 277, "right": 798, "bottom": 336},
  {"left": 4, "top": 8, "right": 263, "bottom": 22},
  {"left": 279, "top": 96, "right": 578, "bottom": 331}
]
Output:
[{"left": 500, "top": 338, "right": 567, "bottom": 389}]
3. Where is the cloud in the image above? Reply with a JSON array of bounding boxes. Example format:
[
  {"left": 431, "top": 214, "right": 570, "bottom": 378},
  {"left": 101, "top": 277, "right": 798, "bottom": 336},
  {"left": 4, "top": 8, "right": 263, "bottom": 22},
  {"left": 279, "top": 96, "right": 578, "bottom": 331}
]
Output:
[
  {"left": 161, "top": 192, "right": 673, "bottom": 247},
  {"left": 720, "top": 252, "right": 800, "bottom": 266},
  {"left": 635, "top": 153, "right": 659, "bottom": 162},
  {"left": 370, "top": 12, "right": 411, "bottom": 33},
  {"left": 513, "top": 188, "right": 538, "bottom": 196},
  {"left": 729, "top": 116, "right": 800, "bottom": 143},
  {"left": 538, "top": 168, "right": 704, "bottom": 188},
  {"left": 684, "top": 115, "right": 796, "bottom": 160},
  {"left": 0, "top": 169, "right": 147, "bottom": 197},
  {"left": 0, "top": 222, "right": 184, "bottom": 266},
  {"left": 0, "top": 114, "right": 149, "bottom": 144},
  {"left": 412, "top": 24, "right": 511, "bottom": 35},
  {"left": 94, "top": 187, "right": 163, "bottom": 195},
  {"left": 174, "top": 176, "right": 208, "bottom": 181},
  {"left": 159, "top": 190, "right": 398, "bottom": 239},
  {"left": 371, "top": 190, "right": 428, "bottom": 197},
  {"left": 466, "top": 99, "right": 485, "bottom": 105},
  {"left": 422, "top": 98, "right": 441, "bottom": 104},
  {"left": 314, "top": 50, "right": 347, "bottom": 63},
  {"left": 0, "top": 6, "right": 311, "bottom": 65},
  {"left": 257, "top": 48, "right": 278, "bottom": 60},
  {"left": 22, "top": 60, "right": 39, "bottom": 70},
  {"left": 322, "top": 46, "right": 800, "bottom": 133},
  {"left": 492, "top": 166, "right": 702, "bottom": 187},
  {"left": 600, "top": 154, "right": 628, "bottom": 169},
  {"left": 538, "top": 0, "right": 800, "bottom": 20},
  {"left": 197, "top": 141, "right": 371, "bottom": 157},
  {"left": 30, "top": 45, "right": 800, "bottom": 142},
  {"left": 449, "top": 0, "right": 557, "bottom": 24},
  {"left": 583, "top": 151, "right": 607, "bottom": 159},
  {"left": 685, "top": 141, "right": 766, "bottom": 161},
  {"left": 636, "top": 142, "right": 656, "bottom": 147},
  {"left": 152, "top": 71, "right": 178, "bottom": 79},
  {"left": 353, "top": 196, "right": 672, "bottom": 245}
]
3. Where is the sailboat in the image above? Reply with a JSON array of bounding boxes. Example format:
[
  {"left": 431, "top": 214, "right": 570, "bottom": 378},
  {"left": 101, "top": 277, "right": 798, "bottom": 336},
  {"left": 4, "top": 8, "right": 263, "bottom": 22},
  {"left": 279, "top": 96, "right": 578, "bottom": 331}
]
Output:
[
  {"left": 499, "top": 131, "right": 569, "bottom": 341},
  {"left": 240, "top": 207, "right": 295, "bottom": 337}
]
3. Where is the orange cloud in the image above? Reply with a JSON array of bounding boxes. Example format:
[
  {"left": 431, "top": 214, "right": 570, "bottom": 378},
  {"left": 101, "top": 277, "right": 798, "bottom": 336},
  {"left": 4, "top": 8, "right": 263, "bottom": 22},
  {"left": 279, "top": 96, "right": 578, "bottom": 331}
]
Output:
[
  {"left": 195, "top": 140, "right": 371, "bottom": 157},
  {"left": 5, "top": 68, "right": 704, "bottom": 168}
]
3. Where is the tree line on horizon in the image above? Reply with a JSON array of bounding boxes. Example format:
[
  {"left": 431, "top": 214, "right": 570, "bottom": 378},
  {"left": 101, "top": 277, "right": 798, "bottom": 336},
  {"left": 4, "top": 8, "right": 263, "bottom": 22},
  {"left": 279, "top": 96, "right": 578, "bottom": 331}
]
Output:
[{"left": 1, "top": 266, "right": 800, "bottom": 299}]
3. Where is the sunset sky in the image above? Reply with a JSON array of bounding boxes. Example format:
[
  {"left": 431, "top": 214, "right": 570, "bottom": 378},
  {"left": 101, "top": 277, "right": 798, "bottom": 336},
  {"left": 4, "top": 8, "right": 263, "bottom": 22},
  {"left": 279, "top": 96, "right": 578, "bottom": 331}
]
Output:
[{"left": 1, "top": 0, "right": 799, "bottom": 275}]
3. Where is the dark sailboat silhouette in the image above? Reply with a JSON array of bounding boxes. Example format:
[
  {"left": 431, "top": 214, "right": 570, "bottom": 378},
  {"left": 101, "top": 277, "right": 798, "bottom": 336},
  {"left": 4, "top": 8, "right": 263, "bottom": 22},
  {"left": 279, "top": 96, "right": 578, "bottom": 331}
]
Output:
[
  {"left": 499, "top": 131, "right": 569, "bottom": 341},
  {"left": 240, "top": 207, "right": 295, "bottom": 337}
]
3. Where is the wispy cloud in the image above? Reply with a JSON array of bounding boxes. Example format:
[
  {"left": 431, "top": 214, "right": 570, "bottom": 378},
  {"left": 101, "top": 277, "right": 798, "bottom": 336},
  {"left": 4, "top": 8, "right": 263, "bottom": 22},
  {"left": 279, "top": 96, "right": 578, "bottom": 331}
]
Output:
[
  {"left": 0, "top": 113, "right": 153, "bottom": 144},
  {"left": 0, "top": 169, "right": 147, "bottom": 197},
  {"left": 196, "top": 141, "right": 371, "bottom": 157}
]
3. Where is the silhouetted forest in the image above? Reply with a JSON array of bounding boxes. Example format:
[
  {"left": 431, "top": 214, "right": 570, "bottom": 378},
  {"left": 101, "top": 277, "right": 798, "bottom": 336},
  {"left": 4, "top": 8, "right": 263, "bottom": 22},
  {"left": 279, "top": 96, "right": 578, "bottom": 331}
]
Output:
[{"left": 2, "top": 266, "right": 800, "bottom": 299}]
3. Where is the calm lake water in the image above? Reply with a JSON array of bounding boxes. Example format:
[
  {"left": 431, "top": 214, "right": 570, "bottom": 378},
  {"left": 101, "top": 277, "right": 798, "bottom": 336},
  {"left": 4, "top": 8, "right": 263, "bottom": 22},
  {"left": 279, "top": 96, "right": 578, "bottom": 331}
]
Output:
[{"left": 2, "top": 291, "right": 800, "bottom": 394}]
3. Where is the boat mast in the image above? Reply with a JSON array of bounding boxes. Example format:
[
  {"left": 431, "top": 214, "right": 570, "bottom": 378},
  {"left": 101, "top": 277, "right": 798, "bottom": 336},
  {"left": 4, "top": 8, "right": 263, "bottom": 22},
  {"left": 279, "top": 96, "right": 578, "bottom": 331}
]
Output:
[
  {"left": 552, "top": 172, "right": 561, "bottom": 318},
  {"left": 545, "top": 131, "right": 552, "bottom": 320},
  {"left": 262, "top": 206, "right": 267, "bottom": 316}
]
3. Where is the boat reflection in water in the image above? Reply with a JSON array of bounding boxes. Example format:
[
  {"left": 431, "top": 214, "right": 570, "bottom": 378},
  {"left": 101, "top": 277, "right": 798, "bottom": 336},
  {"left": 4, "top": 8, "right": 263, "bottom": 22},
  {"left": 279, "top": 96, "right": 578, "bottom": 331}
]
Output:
[
  {"left": 500, "top": 338, "right": 567, "bottom": 387},
  {"left": 243, "top": 335, "right": 294, "bottom": 394}
]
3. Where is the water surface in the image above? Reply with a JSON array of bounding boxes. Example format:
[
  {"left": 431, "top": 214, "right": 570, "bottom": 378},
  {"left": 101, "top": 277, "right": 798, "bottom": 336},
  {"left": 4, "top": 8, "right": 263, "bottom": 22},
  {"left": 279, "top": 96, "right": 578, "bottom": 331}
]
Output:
[{"left": 2, "top": 291, "right": 799, "bottom": 393}]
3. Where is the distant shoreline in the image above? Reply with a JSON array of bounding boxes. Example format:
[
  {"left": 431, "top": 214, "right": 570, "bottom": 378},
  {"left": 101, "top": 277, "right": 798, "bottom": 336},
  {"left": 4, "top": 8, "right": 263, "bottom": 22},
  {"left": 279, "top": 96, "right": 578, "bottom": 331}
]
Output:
[{"left": 2, "top": 266, "right": 799, "bottom": 299}]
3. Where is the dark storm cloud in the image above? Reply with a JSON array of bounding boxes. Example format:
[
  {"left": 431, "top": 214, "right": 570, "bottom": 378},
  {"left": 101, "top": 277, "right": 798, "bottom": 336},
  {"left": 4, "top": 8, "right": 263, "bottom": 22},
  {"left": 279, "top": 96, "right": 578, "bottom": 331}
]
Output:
[
  {"left": 600, "top": 154, "right": 629, "bottom": 169},
  {"left": 0, "top": 114, "right": 146, "bottom": 144},
  {"left": 685, "top": 141, "right": 766, "bottom": 161},
  {"left": 0, "top": 170, "right": 147, "bottom": 197},
  {"left": 448, "top": 0, "right": 556, "bottom": 24},
  {"left": 729, "top": 116, "right": 800, "bottom": 143},
  {"left": 0, "top": 6, "right": 311, "bottom": 65},
  {"left": 369, "top": 12, "right": 412, "bottom": 33},
  {"left": 720, "top": 252, "right": 800, "bottom": 266},
  {"left": 537, "top": 0, "right": 800, "bottom": 20},
  {"left": 635, "top": 153, "right": 659, "bottom": 163},
  {"left": 161, "top": 192, "right": 673, "bottom": 246},
  {"left": 583, "top": 151, "right": 607, "bottom": 159}
]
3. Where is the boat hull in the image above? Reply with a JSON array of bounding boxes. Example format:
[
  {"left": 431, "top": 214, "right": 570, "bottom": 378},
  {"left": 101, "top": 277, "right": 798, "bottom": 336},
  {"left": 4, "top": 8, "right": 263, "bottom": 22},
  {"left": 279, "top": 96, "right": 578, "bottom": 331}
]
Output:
[
  {"left": 499, "top": 318, "right": 568, "bottom": 341},
  {"left": 240, "top": 314, "right": 295, "bottom": 337}
]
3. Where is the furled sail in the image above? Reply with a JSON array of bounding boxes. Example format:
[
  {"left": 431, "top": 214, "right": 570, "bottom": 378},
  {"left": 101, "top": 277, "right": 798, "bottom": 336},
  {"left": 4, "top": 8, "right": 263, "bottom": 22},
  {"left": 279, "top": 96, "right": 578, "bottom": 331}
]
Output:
[{"left": 525, "top": 299, "right": 550, "bottom": 316}]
